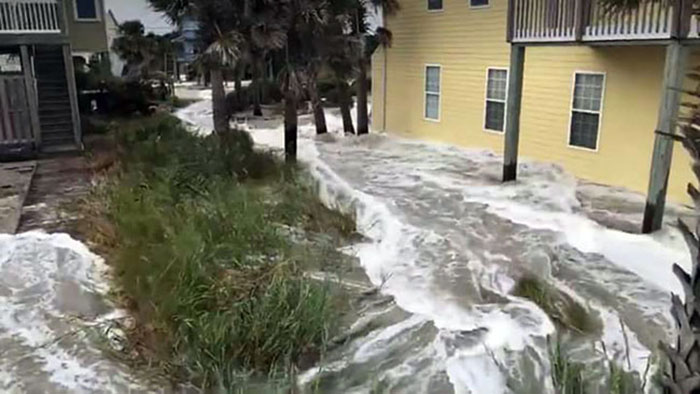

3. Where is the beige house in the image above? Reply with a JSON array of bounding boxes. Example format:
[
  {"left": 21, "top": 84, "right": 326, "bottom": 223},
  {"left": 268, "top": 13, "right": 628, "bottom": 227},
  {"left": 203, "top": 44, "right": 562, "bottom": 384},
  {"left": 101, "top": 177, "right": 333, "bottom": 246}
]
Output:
[{"left": 0, "top": 0, "right": 109, "bottom": 157}]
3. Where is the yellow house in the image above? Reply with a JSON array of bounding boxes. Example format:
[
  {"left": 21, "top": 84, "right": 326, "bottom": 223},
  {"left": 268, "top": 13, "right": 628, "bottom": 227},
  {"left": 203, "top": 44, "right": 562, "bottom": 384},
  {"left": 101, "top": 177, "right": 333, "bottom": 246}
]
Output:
[{"left": 371, "top": 0, "right": 699, "bottom": 233}]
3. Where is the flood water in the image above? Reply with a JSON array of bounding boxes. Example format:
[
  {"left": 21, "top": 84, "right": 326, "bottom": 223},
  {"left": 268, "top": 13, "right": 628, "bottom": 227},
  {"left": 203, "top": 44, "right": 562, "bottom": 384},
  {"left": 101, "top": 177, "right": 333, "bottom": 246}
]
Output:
[
  {"left": 1, "top": 92, "right": 683, "bottom": 393},
  {"left": 178, "top": 96, "right": 690, "bottom": 393}
]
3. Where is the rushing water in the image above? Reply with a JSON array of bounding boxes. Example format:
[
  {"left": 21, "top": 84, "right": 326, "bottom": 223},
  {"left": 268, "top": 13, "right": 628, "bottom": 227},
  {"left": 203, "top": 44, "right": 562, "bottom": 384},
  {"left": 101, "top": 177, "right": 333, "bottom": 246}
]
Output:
[
  {"left": 178, "top": 95, "right": 691, "bottom": 393},
  {"left": 0, "top": 233, "right": 162, "bottom": 393},
  {"left": 3, "top": 91, "right": 684, "bottom": 393}
]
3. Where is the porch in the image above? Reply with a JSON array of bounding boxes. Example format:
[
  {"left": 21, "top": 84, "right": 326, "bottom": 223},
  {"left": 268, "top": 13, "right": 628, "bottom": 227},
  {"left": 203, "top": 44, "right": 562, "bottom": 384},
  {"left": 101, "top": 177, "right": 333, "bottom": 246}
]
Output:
[
  {"left": 0, "top": 0, "right": 81, "bottom": 159},
  {"left": 503, "top": 0, "right": 699, "bottom": 233},
  {"left": 507, "top": 0, "right": 700, "bottom": 44}
]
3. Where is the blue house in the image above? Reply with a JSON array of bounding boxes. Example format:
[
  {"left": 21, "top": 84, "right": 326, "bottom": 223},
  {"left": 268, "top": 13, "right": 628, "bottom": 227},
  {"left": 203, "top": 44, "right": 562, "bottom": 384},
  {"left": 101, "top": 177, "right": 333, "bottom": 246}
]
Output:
[{"left": 172, "top": 15, "right": 198, "bottom": 80}]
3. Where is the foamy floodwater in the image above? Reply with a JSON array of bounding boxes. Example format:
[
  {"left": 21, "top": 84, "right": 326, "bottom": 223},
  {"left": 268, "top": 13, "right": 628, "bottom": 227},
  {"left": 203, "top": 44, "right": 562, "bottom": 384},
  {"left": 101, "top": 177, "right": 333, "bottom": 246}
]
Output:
[
  {"left": 178, "top": 97, "right": 688, "bottom": 393},
  {"left": 0, "top": 233, "right": 159, "bottom": 393}
]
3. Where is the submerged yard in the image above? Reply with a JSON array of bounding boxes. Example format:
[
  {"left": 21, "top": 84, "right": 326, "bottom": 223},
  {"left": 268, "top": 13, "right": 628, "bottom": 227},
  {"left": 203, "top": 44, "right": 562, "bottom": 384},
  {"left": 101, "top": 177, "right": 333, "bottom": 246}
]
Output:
[
  {"left": 1, "top": 88, "right": 693, "bottom": 393},
  {"left": 178, "top": 90, "right": 692, "bottom": 393},
  {"left": 80, "top": 114, "right": 362, "bottom": 390}
]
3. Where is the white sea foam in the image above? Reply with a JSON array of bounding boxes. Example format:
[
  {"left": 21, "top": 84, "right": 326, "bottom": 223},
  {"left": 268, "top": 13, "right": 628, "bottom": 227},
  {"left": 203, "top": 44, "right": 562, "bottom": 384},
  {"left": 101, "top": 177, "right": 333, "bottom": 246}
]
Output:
[
  {"left": 179, "top": 92, "right": 690, "bottom": 393},
  {"left": 0, "top": 232, "right": 154, "bottom": 393}
]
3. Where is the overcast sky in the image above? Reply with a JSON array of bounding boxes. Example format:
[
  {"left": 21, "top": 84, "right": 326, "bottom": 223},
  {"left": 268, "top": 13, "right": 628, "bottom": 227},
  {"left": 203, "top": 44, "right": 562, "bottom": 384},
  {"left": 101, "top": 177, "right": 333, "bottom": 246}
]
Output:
[
  {"left": 104, "top": 0, "right": 381, "bottom": 35},
  {"left": 105, "top": 0, "right": 174, "bottom": 33}
]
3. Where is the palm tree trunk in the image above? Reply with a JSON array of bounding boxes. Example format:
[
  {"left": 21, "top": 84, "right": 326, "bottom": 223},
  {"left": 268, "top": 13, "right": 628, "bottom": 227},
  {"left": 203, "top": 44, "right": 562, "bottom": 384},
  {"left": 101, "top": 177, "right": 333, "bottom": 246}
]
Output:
[
  {"left": 210, "top": 65, "right": 229, "bottom": 135},
  {"left": 235, "top": 63, "right": 243, "bottom": 100},
  {"left": 253, "top": 59, "right": 263, "bottom": 117},
  {"left": 284, "top": 92, "right": 297, "bottom": 162},
  {"left": 356, "top": 58, "right": 369, "bottom": 135},
  {"left": 309, "top": 81, "right": 327, "bottom": 135},
  {"left": 338, "top": 81, "right": 355, "bottom": 135}
]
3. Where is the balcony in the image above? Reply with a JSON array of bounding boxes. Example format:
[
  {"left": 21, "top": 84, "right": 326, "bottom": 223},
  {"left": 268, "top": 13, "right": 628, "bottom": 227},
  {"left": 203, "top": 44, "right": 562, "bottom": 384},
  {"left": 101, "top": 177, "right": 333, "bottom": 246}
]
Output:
[
  {"left": 0, "top": 0, "right": 64, "bottom": 35},
  {"left": 507, "top": 0, "right": 700, "bottom": 44}
]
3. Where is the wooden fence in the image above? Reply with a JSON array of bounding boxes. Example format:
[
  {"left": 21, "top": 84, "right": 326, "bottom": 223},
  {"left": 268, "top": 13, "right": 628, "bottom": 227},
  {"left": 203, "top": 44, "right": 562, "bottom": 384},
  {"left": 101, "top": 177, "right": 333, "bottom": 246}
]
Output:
[
  {"left": 0, "top": 0, "right": 61, "bottom": 33},
  {"left": 508, "top": 0, "right": 693, "bottom": 43},
  {"left": 0, "top": 75, "right": 35, "bottom": 146}
]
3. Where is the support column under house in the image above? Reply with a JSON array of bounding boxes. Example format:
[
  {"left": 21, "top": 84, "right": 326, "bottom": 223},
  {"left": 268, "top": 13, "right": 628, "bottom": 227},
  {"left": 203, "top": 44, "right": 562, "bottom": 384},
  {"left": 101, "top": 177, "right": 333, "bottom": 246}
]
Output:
[
  {"left": 642, "top": 42, "right": 688, "bottom": 234},
  {"left": 503, "top": 45, "right": 526, "bottom": 182}
]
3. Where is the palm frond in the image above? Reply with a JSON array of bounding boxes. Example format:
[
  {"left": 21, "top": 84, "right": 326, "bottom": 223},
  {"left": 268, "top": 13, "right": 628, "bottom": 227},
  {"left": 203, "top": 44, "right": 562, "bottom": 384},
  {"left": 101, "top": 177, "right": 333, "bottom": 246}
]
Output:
[{"left": 204, "top": 26, "right": 244, "bottom": 67}]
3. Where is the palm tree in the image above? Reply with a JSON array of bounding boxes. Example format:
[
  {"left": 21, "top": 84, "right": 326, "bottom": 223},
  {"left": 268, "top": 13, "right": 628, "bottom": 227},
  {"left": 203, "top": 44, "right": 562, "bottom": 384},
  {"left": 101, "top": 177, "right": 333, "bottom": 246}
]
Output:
[
  {"left": 203, "top": 28, "right": 244, "bottom": 135},
  {"left": 324, "top": 25, "right": 357, "bottom": 134},
  {"left": 112, "top": 20, "right": 162, "bottom": 81},
  {"left": 656, "top": 87, "right": 700, "bottom": 393},
  {"left": 280, "top": 0, "right": 329, "bottom": 160},
  {"left": 317, "top": 0, "right": 398, "bottom": 136},
  {"left": 149, "top": 0, "right": 248, "bottom": 135},
  {"left": 586, "top": 0, "right": 700, "bottom": 391},
  {"left": 353, "top": 0, "right": 399, "bottom": 135},
  {"left": 306, "top": 50, "right": 328, "bottom": 134},
  {"left": 244, "top": 1, "right": 287, "bottom": 117}
]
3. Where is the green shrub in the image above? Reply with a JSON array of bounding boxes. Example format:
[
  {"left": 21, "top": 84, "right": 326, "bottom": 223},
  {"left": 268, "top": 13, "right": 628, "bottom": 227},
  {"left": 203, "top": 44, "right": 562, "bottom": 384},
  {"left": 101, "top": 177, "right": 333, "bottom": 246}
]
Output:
[{"left": 91, "top": 115, "right": 351, "bottom": 389}]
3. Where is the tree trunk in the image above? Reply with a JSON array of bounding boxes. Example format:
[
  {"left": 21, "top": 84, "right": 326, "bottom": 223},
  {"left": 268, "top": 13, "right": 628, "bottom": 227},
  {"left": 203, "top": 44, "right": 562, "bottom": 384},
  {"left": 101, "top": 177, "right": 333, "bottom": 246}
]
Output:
[
  {"left": 309, "top": 82, "right": 327, "bottom": 135},
  {"left": 235, "top": 63, "right": 243, "bottom": 100},
  {"left": 284, "top": 92, "right": 297, "bottom": 162},
  {"left": 338, "top": 81, "right": 355, "bottom": 135},
  {"left": 253, "top": 59, "right": 263, "bottom": 117},
  {"left": 356, "top": 58, "right": 369, "bottom": 135},
  {"left": 210, "top": 65, "right": 229, "bottom": 135}
]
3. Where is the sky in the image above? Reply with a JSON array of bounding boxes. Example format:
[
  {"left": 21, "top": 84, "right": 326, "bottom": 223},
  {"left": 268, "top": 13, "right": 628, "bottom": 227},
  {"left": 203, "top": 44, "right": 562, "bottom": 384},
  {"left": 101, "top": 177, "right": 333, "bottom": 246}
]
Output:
[
  {"left": 105, "top": 0, "right": 174, "bottom": 34},
  {"left": 104, "top": 0, "right": 381, "bottom": 35}
]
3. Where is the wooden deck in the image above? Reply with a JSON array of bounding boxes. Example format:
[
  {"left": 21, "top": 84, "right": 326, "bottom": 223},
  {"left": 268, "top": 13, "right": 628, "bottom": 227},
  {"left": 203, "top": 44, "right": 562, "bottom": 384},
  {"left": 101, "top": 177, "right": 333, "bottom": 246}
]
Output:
[{"left": 507, "top": 0, "right": 700, "bottom": 44}]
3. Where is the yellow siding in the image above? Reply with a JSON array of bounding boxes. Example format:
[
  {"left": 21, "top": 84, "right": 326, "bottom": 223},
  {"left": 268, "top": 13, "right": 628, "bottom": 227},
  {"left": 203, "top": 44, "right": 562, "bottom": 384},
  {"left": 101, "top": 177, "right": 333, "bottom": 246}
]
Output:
[{"left": 372, "top": 0, "right": 695, "bottom": 204}]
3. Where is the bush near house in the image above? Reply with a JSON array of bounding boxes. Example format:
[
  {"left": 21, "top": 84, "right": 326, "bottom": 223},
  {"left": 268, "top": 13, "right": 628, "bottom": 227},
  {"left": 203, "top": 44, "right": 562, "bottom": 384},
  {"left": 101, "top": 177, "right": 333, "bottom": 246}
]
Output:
[{"left": 83, "top": 115, "right": 355, "bottom": 389}]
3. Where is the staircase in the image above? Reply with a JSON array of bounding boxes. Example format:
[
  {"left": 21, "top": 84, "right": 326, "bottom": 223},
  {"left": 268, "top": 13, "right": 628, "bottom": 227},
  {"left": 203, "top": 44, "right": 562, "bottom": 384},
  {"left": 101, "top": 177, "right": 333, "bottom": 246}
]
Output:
[{"left": 34, "top": 45, "right": 77, "bottom": 152}]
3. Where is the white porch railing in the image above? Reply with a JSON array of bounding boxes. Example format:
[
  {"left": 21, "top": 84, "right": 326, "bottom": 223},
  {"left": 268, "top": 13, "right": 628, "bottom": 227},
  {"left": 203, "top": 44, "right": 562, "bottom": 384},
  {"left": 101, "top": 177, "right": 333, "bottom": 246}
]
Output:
[
  {"left": 0, "top": 0, "right": 62, "bottom": 34},
  {"left": 507, "top": 0, "right": 696, "bottom": 43}
]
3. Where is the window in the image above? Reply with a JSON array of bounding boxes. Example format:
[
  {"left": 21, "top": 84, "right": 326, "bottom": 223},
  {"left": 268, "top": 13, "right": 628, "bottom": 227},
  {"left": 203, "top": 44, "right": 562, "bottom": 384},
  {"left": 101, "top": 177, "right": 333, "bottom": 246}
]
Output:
[
  {"left": 569, "top": 72, "right": 605, "bottom": 150},
  {"left": 470, "top": 0, "right": 490, "bottom": 7},
  {"left": 0, "top": 48, "right": 21, "bottom": 74},
  {"left": 484, "top": 68, "right": 508, "bottom": 132},
  {"left": 75, "top": 0, "right": 99, "bottom": 21},
  {"left": 428, "top": 0, "right": 443, "bottom": 11},
  {"left": 425, "top": 65, "right": 441, "bottom": 121}
]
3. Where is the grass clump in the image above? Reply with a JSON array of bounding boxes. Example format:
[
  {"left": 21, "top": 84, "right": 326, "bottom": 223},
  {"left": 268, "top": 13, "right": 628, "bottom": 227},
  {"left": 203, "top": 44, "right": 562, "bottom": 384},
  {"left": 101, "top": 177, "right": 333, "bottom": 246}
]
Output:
[
  {"left": 549, "top": 338, "right": 644, "bottom": 394},
  {"left": 513, "top": 276, "right": 600, "bottom": 335},
  {"left": 85, "top": 114, "right": 355, "bottom": 390},
  {"left": 608, "top": 362, "right": 640, "bottom": 394},
  {"left": 550, "top": 339, "right": 587, "bottom": 394}
]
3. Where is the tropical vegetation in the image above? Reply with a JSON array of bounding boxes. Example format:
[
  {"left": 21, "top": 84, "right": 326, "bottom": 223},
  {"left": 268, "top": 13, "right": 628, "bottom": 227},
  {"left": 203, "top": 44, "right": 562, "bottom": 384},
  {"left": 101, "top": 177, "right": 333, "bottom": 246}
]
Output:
[
  {"left": 83, "top": 115, "right": 356, "bottom": 390},
  {"left": 146, "top": 0, "right": 399, "bottom": 159}
]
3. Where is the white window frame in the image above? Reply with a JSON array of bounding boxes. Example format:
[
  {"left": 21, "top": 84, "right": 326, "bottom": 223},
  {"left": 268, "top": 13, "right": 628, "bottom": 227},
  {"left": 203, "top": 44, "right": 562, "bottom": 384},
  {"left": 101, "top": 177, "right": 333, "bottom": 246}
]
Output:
[
  {"left": 469, "top": 0, "right": 491, "bottom": 9},
  {"left": 483, "top": 67, "right": 509, "bottom": 134},
  {"left": 427, "top": 0, "right": 444, "bottom": 12},
  {"left": 424, "top": 64, "right": 442, "bottom": 122},
  {"left": 74, "top": 0, "right": 101, "bottom": 22},
  {"left": 567, "top": 71, "right": 606, "bottom": 152}
]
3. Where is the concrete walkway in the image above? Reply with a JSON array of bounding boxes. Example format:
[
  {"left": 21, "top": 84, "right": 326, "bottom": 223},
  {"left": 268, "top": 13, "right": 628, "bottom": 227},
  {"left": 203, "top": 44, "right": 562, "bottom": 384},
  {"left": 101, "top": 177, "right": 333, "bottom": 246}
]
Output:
[
  {"left": 0, "top": 162, "right": 36, "bottom": 234},
  {"left": 18, "top": 154, "right": 91, "bottom": 234}
]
